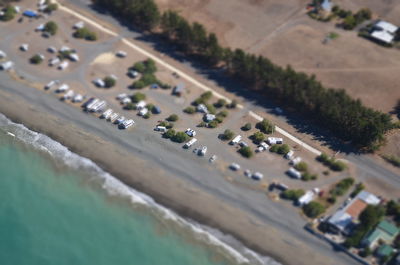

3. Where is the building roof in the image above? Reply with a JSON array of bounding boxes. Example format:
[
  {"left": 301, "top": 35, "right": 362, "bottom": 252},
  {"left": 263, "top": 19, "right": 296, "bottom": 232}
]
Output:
[
  {"left": 363, "top": 220, "right": 399, "bottom": 247},
  {"left": 376, "top": 244, "right": 393, "bottom": 257},
  {"left": 357, "top": 191, "right": 381, "bottom": 205},
  {"left": 375, "top": 20, "right": 398, "bottom": 34},
  {"left": 346, "top": 199, "right": 367, "bottom": 218},
  {"left": 328, "top": 209, "right": 353, "bottom": 232},
  {"left": 378, "top": 220, "right": 400, "bottom": 237},
  {"left": 321, "top": 0, "right": 332, "bottom": 12},
  {"left": 371, "top": 30, "right": 395, "bottom": 44},
  {"left": 328, "top": 191, "right": 380, "bottom": 233}
]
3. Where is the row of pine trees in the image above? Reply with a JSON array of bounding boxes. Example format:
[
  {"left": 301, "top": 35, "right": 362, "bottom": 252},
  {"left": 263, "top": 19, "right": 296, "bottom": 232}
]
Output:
[{"left": 91, "top": 0, "right": 393, "bottom": 150}]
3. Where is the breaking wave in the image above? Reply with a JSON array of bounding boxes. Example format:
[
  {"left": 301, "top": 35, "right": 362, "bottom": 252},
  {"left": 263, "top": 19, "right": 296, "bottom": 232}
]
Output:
[{"left": 0, "top": 113, "right": 281, "bottom": 265}]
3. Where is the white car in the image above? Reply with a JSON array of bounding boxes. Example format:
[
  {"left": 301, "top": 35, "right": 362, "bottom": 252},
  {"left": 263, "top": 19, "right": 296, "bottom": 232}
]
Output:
[
  {"left": 185, "top": 128, "right": 196, "bottom": 137},
  {"left": 199, "top": 146, "right": 207, "bottom": 156},
  {"left": 209, "top": 155, "right": 217, "bottom": 163},
  {"left": 229, "top": 163, "right": 241, "bottom": 171},
  {"left": 252, "top": 172, "right": 263, "bottom": 181},
  {"left": 116, "top": 116, "right": 125, "bottom": 124}
]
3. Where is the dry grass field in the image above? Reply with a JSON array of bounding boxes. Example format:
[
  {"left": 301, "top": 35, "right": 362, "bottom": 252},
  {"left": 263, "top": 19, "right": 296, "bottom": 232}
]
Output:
[{"left": 156, "top": 0, "right": 400, "bottom": 114}]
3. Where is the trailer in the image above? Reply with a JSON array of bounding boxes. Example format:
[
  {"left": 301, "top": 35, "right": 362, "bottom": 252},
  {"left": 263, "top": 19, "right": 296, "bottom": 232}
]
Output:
[
  {"left": 56, "top": 83, "right": 69, "bottom": 93},
  {"left": 230, "top": 135, "right": 242, "bottom": 145},
  {"left": 184, "top": 138, "right": 197, "bottom": 149},
  {"left": 287, "top": 167, "right": 302, "bottom": 179},
  {"left": 267, "top": 137, "right": 283, "bottom": 145}
]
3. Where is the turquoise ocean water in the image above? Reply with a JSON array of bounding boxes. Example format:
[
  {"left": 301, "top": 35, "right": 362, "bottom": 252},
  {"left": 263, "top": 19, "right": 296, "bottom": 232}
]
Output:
[{"left": 0, "top": 114, "right": 279, "bottom": 265}]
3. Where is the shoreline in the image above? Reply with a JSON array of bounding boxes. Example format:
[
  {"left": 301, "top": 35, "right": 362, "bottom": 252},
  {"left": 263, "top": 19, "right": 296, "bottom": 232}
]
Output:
[{"left": 0, "top": 75, "right": 354, "bottom": 265}]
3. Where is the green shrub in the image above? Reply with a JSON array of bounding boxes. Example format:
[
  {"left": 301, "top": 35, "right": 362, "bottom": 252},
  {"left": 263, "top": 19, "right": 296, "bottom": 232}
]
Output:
[
  {"left": 277, "top": 144, "right": 290, "bottom": 155},
  {"left": 143, "top": 112, "right": 151, "bottom": 119},
  {"left": 183, "top": 106, "right": 195, "bottom": 114},
  {"left": 330, "top": 177, "right": 354, "bottom": 197},
  {"left": 74, "top": 27, "right": 97, "bottom": 41},
  {"left": 241, "top": 123, "right": 252, "bottom": 131},
  {"left": 269, "top": 144, "right": 279, "bottom": 153},
  {"left": 302, "top": 172, "right": 317, "bottom": 181},
  {"left": 330, "top": 160, "right": 347, "bottom": 171},
  {"left": 317, "top": 153, "right": 347, "bottom": 171},
  {"left": 103, "top": 76, "right": 116, "bottom": 88},
  {"left": 221, "top": 129, "right": 234, "bottom": 141},
  {"left": 281, "top": 189, "right": 305, "bottom": 201},
  {"left": 295, "top": 162, "right": 308, "bottom": 172},
  {"left": 251, "top": 131, "right": 265, "bottom": 144},
  {"left": 133, "top": 61, "right": 146, "bottom": 73},
  {"left": 216, "top": 110, "right": 228, "bottom": 118},
  {"left": 303, "top": 202, "right": 326, "bottom": 218},
  {"left": 327, "top": 196, "right": 336, "bottom": 204},
  {"left": 131, "top": 92, "right": 146, "bottom": 103},
  {"left": 146, "top": 103, "right": 155, "bottom": 112},
  {"left": 239, "top": 146, "right": 253, "bottom": 158},
  {"left": 1, "top": 6, "right": 16, "bottom": 22},
  {"left": 30, "top": 55, "right": 43, "bottom": 64},
  {"left": 226, "top": 99, "right": 237, "bottom": 109},
  {"left": 44, "top": 21, "right": 58, "bottom": 36},
  {"left": 171, "top": 131, "right": 189, "bottom": 143},
  {"left": 208, "top": 120, "right": 218, "bottom": 128},
  {"left": 200, "top": 91, "right": 213, "bottom": 101},
  {"left": 125, "top": 103, "right": 135, "bottom": 110},
  {"left": 163, "top": 129, "right": 175, "bottom": 139},
  {"left": 197, "top": 121, "right": 207, "bottom": 127},
  {"left": 382, "top": 155, "right": 400, "bottom": 168},
  {"left": 44, "top": 3, "right": 58, "bottom": 13},
  {"left": 215, "top": 116, "right": 223, "bottom": 123},
  {"left": 166, "top": 114, "right": 179, "bottom": 122},
  {"left": 256, "top": 119, "right": 274, "bottom": 134},
  {"left": 205, "top": 103, "right": 216, "bottom": 114},
  {"left": 213, "top": 99, "right": 226, "bottom": 108}
]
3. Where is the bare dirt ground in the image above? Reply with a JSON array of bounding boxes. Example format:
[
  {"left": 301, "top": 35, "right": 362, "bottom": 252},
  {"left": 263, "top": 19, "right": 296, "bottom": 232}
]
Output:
[{"left": 155, "top": 0, "right": 400, "bottom": 114}]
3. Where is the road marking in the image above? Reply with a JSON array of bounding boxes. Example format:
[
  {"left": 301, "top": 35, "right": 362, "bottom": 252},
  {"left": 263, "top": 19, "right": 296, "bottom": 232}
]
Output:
[{"left": 58, "top": 3, "right": 322, "bottom": 156}]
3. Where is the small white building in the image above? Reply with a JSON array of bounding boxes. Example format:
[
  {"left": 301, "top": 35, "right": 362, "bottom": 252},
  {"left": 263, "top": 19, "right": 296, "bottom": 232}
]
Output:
[
  {"left": 297, "top": 191, "right": 315, "bottom": 206},
  {"left": 230, "top": 135, "right": 242, "bottom": 145},
  {"left": 370, "top": 20, "right": 399, "bottom": 44}
]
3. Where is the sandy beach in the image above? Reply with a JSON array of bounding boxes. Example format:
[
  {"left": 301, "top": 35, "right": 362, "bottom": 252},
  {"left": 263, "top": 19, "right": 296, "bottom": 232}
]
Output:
[{"left": 0, "top": 69, "right": 361, "bottom": 265}]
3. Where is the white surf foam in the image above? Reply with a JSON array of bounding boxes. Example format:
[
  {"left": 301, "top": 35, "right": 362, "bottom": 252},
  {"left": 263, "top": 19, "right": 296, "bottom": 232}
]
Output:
[{"left": 0, "top": 113, "right": 282, "bottom": 265}]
